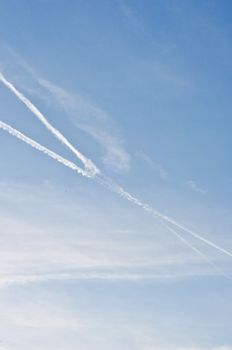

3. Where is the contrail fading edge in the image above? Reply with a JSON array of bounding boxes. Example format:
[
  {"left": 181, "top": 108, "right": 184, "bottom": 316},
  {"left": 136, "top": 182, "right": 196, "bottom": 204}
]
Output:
[{"left": 98, "top": 177, "right": 232, "bottom": 258}]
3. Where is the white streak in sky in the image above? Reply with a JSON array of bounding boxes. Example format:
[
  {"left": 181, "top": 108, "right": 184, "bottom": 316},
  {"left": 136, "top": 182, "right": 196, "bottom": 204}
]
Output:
[
  {"left": 159, "top": 221, "right": 232, "bottom": 280},
  {"left": 0, "top": 121, "right": 90, "bottom": 178},
  {"left": 95, "top": 175, "right": 232, "bottom": 258},
  {"left": 0, "top": 72, "right": 99, "bottom": 176}
]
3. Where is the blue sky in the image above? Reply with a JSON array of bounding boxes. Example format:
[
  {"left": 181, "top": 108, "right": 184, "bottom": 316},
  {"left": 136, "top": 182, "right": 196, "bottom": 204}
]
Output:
[{"left": 0, "top": 1, "right": 232, "bottom": 349}]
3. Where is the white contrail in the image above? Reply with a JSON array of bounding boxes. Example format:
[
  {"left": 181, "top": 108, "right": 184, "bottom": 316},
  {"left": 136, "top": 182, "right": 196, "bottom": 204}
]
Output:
[
  {"left": 0, "top": 72, "right": 99, "bottom": 177},
  {"left": 0, "top": 121, "right": 90, "bottom": 178},
  {"left": 0, "top": 73, "right": 231, "bottom": 261},
  {"left": 96, "top": 175, "right": 232, "bottom": 258}
]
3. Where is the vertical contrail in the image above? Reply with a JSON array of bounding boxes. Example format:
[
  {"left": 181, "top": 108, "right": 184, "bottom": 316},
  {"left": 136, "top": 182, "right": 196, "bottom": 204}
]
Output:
[{"left": 0, "top": 72, "right": 99, "bottom": 177}]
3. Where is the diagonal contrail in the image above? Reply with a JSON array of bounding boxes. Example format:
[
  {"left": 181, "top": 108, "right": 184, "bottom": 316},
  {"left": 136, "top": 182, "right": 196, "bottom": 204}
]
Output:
[
  {"left": 96, "top": 176, "right": 232, "bottom": 258},
  {"left": 0, "top": 73, "right": 232, "bottom": 262},
  {"left": 0, "top": 72, "right": 99, "bottom": 177},
  {"left": 159, "top": 221, "right": 231, "bottom": 280},
  {"left": 0, "top": 121, "right": 90, "bottom": 177}
]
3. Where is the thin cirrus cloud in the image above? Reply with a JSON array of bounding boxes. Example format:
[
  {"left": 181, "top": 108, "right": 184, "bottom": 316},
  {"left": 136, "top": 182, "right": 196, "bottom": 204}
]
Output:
[
  {"left": 178, "top": 348, "right": 232, "bottom": 350},
  {"left": 0, "top": 181, "right": 230, "bottom": 289},
  {"left": 37, "top": 77, "right": 131, "bottom": 173},
  {"left": 186, "top": 180, "right": 206, "bottom": 195},
  {"left": 137, "top": 150, "right": 169, "bottom": 180},
  {"left": 117, "top": 0, "right": 146, "bottom": 35}
]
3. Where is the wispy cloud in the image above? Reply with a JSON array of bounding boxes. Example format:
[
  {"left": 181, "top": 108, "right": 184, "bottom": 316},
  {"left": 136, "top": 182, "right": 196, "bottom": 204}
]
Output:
[
  {"left": 37, "top": 78, "right": 131, "bottom": 173},
  {"left": 137, "top": 151, "right": 169, "bottom": 180},
  {"left": 186, "top": 180, "right": 206, "bottom": 195},
  {"left": 150, "top": 61, "right": 192, "bottom": 88},
  {"left": 178, "top": 348, "right": 232, "bottom": 350},
  {"left": 117, "top": 0, "right": 146, "bottom": 34},
  {"left": 0, "top": 181, "right": 230, "bottom": 289}
]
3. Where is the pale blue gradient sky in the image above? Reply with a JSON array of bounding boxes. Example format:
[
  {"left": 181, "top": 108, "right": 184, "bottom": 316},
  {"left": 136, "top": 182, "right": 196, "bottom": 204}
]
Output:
[{"left": 0, "top": 1, "right": 232, "bottom": 349}]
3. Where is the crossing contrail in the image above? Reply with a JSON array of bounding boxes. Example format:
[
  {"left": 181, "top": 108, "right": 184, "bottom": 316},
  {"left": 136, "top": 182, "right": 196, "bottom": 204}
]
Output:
[
  {"left": 159, "top": 221, "right": 231, "bottom": 280},
  {"left": 0, "top": 121, "right": 90, "bottom": 178},
  {"left": 96, "top": 176, "right": 232, "bottom": 258},
  {"left": 1, "top": 73, "right": 232, "bottom": 263},
  {"left": 1, "top": 119, "right": 232, "bottom": 265},
  {"left": 0, "top": 72, "right": 99, "bottom": 177}
]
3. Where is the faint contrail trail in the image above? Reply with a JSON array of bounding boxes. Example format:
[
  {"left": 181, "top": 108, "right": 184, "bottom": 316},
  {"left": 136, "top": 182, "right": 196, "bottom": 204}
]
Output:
[
  {"left": 97, "top": 176, "right": 232, "bottom": 258},
  {"left": 0, "top": 121, "right": 90, "bottom": 178},
  {"left": 1, "top": 73, "right": 232, "bottom": 261},
  {"left": 0, "top": 72, "right": 99, "bottom": 177},
  {"left": 159, "top": 221, "right": 231, "bottom": 279}
]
